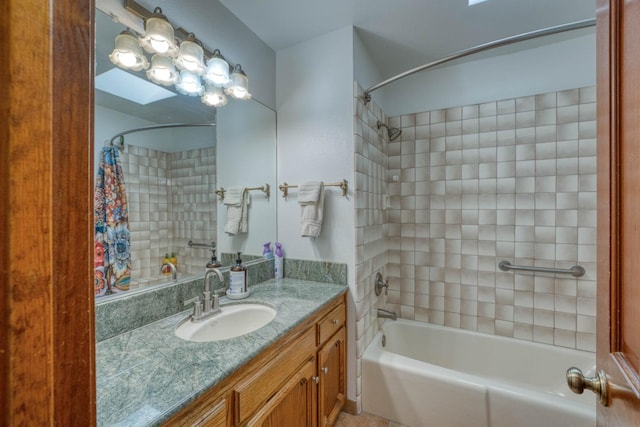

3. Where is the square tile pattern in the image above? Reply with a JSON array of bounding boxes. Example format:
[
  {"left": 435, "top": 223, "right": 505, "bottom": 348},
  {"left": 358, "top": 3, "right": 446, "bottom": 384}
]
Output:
[
  {"left": 382, "top": 86, "right": 596, "bottom": 352},
  {"left": 118, "top": 145, "right": 216, "bottom": 288},
  {"left": 353, "top": 82, "right": 390, "bottom": 413}
]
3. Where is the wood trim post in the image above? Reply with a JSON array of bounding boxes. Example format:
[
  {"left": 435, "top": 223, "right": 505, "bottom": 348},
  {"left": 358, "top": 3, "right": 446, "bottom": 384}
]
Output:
[{"left": 1, "top": 0, "right": 96, "bottom": 425}]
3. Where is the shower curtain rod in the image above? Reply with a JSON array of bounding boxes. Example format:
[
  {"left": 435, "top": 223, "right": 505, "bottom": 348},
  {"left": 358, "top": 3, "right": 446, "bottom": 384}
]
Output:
[
  {"left": 109, "top": 122, "right": 216, "bottom": 148},
  {"left": 363, "top": 18, "right": 596, "bottom": 104}
]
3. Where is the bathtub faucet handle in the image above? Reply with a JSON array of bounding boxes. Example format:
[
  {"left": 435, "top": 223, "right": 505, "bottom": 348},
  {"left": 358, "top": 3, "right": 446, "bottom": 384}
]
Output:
[{"left": 375, "top": 272, "right": 389, "bottom": 296}]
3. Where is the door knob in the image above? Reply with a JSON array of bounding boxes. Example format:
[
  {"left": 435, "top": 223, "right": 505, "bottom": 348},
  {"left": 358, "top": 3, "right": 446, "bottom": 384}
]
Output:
[{"left": 566, "top": 367, "right": 609, "bottom": 406}]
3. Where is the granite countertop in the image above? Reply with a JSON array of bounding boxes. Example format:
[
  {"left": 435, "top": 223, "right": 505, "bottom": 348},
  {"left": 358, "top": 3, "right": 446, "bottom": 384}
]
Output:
[{"left": 96, "top": 279, "right": 347, "bottom": 426}]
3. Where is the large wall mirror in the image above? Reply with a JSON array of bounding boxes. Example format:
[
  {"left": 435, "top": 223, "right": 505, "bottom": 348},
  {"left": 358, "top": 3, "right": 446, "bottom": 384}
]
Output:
[{"left": 94, "top": 8, "right": 276, "bottom": 300}]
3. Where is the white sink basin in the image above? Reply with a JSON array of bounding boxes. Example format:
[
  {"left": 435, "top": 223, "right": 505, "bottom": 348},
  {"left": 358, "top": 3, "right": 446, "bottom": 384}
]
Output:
[{"left": 175, "top": 303, "right": 277, "bottom": 342}]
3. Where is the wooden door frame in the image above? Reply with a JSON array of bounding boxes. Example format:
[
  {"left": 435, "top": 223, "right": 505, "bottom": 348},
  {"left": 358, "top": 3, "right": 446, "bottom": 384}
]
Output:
[
  {"left": 597, "top": 0, "right": 640, "bottom": 424},
  {"left": 1, "top": 0, "right": 96, "bottom": 425}
]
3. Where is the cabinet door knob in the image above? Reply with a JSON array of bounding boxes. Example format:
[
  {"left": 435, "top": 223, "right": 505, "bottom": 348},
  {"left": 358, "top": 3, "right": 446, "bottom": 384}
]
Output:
[
  {"left": 313, "top": 376, "right": 320, "bottom": 384},
  {"left": 332, "top": 319, "right": 339, "bottom": 324},
  {"left": 321, "top": 367, "right": 329, "bottom": 374}
]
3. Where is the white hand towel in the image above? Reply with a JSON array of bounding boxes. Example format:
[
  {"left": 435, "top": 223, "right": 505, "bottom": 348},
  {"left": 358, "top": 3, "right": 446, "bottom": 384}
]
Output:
[
  {"left": 298, "top": 181, "right": 322, "bottom": 204},
  {"left": 239, "top": 190, "right": 251, "bottom": 233},
  {"left": 224, "top": 186, "right": 244, "bottom": 206},
  {"left": 224, "top": 187, "right": 250, "bottom": 235},
  {"left": 298, "top": 181, "right": 324, "bottom": 238}
]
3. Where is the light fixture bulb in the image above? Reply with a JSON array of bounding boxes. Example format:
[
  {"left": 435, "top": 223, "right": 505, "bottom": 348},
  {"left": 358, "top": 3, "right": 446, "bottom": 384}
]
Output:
[
  {"left": 146, "top": 54, "right": 178, "bottom": 86},
  {"left": 175, "top": 70, "right": 204, "bottom": 96},
  {"left": 150, "top": 39, "right": 170, "bottom": 54},
  {"left": 202, "top": 84, "right": 228, "bottom": 107},
  {"left": 119, "top": 52, "right": 138, "bottom": 68},
  {"left": 224, "top": 64, "right": 251, "bottom": 100},
  {"left": 139, "top": 8, "right": 178, "bottom": 57},
  {"left": 109, "top": 30, "right": 149, "bottom": 71},
  {"left": 175, "top": 35, "right": 205, "bottom": 75},
  {"left": 204, "top": 50, "right": 230, "bottom": 86}
]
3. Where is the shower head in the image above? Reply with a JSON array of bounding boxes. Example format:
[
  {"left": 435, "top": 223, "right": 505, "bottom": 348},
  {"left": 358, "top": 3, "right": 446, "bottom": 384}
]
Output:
[{"left": 377, "top": 121, "right": 402, "bottom": 141}]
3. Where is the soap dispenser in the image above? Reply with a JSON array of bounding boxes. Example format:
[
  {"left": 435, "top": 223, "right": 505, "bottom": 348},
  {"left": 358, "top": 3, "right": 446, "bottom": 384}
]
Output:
[
  {"left": 206, "top": 249, "right": 222, "bottom": 268},
  {"left": 229, "top": 252, "right": 248, "bottom": 296}
]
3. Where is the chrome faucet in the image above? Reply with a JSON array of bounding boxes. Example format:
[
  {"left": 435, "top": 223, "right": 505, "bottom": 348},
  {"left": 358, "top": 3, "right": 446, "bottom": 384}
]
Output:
[
  {"left": 161, "top": 261, "right": 177, "bottom": 280},
  {"left": 377, "top": 308, "right": 397, "bottom": 320},
  {"left": 184, "top": 268, "right": 226, "bottom": 322},
  {"left": 203, "top": 267, "right": 225, "bottom": 314}
]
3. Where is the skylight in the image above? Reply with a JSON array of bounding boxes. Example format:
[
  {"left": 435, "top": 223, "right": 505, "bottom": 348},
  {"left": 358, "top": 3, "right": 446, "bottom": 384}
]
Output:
[
  {"left": 95, "top": 68, "right": 176, "bottom": 105},
  {"left": 469, "top": 0, "right": 490, "bottom": 5}
]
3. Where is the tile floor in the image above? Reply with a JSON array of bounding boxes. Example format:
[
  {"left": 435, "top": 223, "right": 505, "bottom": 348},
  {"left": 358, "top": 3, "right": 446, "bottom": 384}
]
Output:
[{"left": 334, "top": 411, "right": 408, "bottom": 427}]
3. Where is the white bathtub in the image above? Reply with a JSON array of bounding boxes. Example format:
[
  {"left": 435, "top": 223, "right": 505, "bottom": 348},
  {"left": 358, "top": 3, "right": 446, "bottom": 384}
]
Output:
[{"left": 362, "top": 319, "right": 596, "bottom": 427}]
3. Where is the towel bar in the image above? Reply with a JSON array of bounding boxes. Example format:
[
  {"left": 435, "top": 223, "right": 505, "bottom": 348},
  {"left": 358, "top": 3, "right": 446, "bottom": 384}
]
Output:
[
  {"left": 498, "top": 260, "right": 585, "bottom": 277},
  {"left": 215, "top": 184, "right": 270, "bottom": 201},
  {"left": 278, "top": 179, "right": 348, "bottom": 198}
]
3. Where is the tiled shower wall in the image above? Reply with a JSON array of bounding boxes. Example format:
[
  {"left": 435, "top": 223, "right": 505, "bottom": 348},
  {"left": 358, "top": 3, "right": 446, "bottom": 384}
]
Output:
[
  {"left": 385, "top": 86, "right": 597, "bottom": 352},
  {"left": 353, "top": 82, "right": 388, "bottom": 411},
  {"left": 119, "top": 145, "right": 216, "bottom": 288}
]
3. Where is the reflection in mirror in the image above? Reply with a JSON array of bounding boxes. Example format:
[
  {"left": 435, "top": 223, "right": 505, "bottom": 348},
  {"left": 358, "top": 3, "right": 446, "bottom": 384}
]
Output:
[{"left": 94, "top": 9, "right": 277, "bottom": 300}]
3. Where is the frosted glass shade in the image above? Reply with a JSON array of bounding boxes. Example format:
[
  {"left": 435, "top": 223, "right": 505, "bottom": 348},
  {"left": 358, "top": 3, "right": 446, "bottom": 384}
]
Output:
[
  {"left": 139, "top": 9, "right": 178, "bottom": 57},
  {"left": 175, "top": 38, "right": 205, "bottom": 75},
  {"left": 202, "top": 85, "right": 228, "bottom": 107},
  {"left": 204, "top": 51, "right": 230, "bottom": 86},
  {"left": 225, "top": 65, "right": 251, "bottom": 100},
  {"left": 175, "top": 70, "right": 204, "bottom": 96},
  {"left": 109, "top": 31, "right": 149, "bottom": 71},
  {"left": 146, "top": 54, "right": 179, "bottom": 86}
]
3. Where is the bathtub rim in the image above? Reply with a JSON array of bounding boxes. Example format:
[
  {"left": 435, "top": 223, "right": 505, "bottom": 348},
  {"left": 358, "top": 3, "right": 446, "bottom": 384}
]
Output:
[{"left": 363, "top": 318, "right": 597, "bottom": 411}]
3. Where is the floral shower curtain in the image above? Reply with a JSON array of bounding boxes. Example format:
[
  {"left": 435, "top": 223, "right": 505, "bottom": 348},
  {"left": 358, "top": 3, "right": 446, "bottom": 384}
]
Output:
[{"left": 94, "top": 146, "right": 131, "bottom": 296}]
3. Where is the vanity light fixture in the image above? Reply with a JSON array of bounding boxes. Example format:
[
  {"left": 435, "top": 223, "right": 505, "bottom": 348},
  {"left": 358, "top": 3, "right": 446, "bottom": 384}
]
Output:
[
  {"left": 202, "top": 84, "right": 228, "bottom": 107},
  {"left": 175, "top": 70, "right": 204, "bottom": 96},
  {"left": 225, "top": 64, "right": 251, "bottom": 100},
  {"left": 175, "top": 33, "right": 206, "bottom": 75},
  {"left": 204, "top": 49, "right": 231, "bottom": 86},
  {"left": 138, "top": 7, "right": 178, "bottom": 57},
  {"left": 108, "top": 2, "right": 252, "bottom": 108},
  {"left": 146, "top": 54, "right": 179, "bottom": 86},
  {"left": 109, "top": 30, "right": 149, "bottom": 71}
]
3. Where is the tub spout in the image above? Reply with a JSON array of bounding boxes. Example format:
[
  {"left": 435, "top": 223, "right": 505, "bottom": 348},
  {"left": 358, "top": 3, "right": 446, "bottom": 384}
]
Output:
[
  {"left": 377, "top": 308, "right": 397, "bottom": 320},
  {"left": 161, "top": 261, "right": 177, "bottom": 280}
]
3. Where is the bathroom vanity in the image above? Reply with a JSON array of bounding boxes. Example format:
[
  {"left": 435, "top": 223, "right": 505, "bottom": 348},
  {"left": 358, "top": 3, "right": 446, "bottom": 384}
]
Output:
[{"left": 96, "top": 279, "right": 346, "bottom": 427}]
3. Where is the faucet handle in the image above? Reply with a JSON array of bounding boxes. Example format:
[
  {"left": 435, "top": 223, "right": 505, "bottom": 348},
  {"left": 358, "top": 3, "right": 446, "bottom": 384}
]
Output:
[
  {"left": 211, "top": 289, "right": 225, "bottom": 311},
  {"left": 184, "top": 296, "right": 200, "bottom": 306},
  {"left": 184, "top": 296, "right": 203, "bottom": 320},
  {"left": 374, "top": 272, "right": 389, "bottom": 296}
]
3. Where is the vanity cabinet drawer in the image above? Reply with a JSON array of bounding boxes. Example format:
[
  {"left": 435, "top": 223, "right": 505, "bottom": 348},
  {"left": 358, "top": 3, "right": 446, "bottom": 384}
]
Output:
[
  {"left": 316, "top": 301, "right": 345, "bottom": 346},
  {"left": 234, "top": 328, "right": 316, "bottom": 424},
  {"left": 167, "top": 397, "right": 227, "bottom": 426},
  {"left": 196, "top": 399, "right": 227, "bottom": 427}
]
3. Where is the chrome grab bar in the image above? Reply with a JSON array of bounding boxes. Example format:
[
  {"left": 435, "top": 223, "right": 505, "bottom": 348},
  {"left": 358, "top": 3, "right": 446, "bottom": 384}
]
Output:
[
  {"left": 498, "top": 260, "right": 585, "bottom": 277},
  {"left": 188, "top": 240, "right": 216, "bottom": 249}
]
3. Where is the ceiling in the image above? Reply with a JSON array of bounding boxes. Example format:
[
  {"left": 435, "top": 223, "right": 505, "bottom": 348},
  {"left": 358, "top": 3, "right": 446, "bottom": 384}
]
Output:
[
  {"left": 219, "top": 0, "right": 596, "bottom": 78},
  {"left": 95, "top": 0, "right": 595, "bottom": 122}
]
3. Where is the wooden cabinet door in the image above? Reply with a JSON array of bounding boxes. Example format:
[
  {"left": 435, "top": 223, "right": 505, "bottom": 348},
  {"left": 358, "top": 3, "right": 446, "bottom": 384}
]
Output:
[
  {"left": 246, "top": 357, "right": 317, "bottom": 427},
  {"left": 317, "top": 327, "right": 346, "bottom": 427}
]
